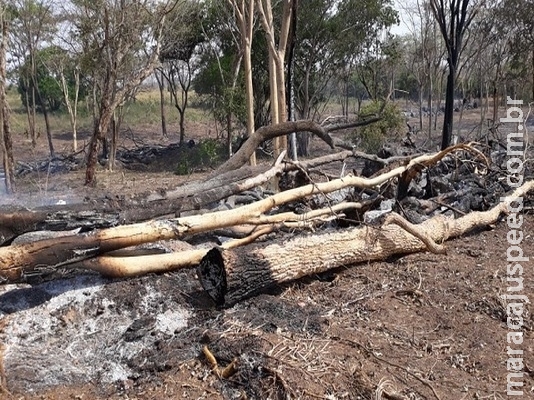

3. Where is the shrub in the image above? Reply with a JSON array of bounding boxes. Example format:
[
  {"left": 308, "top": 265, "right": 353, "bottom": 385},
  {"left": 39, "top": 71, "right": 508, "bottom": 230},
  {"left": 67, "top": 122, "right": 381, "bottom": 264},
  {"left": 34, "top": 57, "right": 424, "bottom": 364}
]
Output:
[
  {"left": 174, "top": 138, "right": 226, "bottom": 175},
  {"left": 353, "top": 101, "right": 404, "bottom": 153},
  {"left": 197, "top": 138, "right": 223, "bottom": 166}
]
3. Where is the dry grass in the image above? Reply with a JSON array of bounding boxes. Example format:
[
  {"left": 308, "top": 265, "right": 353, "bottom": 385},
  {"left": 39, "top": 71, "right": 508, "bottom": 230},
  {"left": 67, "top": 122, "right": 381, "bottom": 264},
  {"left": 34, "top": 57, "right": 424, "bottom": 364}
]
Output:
[{"left": 5, "top": 87, "right": 210, "bottom": 138}]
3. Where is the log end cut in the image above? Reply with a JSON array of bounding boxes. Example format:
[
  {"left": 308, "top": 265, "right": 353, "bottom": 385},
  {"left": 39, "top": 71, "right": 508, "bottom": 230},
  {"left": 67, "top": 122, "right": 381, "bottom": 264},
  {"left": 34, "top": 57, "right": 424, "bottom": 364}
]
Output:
[{"left": 197, "top": 248, "right": 227, "bottom": 306}]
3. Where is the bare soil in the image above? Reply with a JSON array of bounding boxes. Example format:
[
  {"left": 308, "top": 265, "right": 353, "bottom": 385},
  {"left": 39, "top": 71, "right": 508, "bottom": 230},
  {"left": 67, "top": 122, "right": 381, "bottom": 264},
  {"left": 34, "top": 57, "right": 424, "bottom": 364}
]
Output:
[{"left": 1, "top": 111, "right": 533, "bottom": 399}]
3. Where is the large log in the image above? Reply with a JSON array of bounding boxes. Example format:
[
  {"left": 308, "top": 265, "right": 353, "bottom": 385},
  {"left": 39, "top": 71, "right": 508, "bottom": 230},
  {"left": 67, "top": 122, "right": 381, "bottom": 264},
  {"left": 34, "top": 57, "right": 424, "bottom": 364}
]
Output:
[{"left": 196, "top": 180, "right": 534, "bottom": 306}]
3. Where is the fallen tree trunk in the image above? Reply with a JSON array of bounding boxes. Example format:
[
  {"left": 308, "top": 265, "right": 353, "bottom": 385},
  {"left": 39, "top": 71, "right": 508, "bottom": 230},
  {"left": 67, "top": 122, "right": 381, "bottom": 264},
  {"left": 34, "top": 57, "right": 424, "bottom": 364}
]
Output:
[
  {"left": 0, "top": 164, "right": 274, "bottom": 244},
  {"left": 196, "top": 180, "right": 534, "bottom": 306}
]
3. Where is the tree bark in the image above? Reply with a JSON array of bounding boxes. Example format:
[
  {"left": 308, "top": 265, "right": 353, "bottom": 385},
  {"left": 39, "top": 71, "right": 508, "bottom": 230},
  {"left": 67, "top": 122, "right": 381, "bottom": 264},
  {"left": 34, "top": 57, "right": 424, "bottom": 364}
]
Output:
[
  {"left": 215, "top": 120, "right": 335, "bottom": 174},
  {"left": 197, "top": 179, "right": 534, "bottom": 306},
  {"left": 155, "top": 69, "right": 167, "bottom": 138},
  {"left": 230, "top": 0, "right": 256, "bottom": 166},
  {"left": 35, "top": 85, "right": 55, "bottom": 158},
  {"left": 0, "top": 10, "right": 14, "bottom": 193},
  {"left": 0, "top": 149, "right": 382, "bottom": 245},
  {"left": 85, "top": 105, "right": 114, "bottom": 186},
  {"left": 257, "top": 0, "right": 293, "bottom": 157},
  {"left": 441, "top": 67, "right": 455, "bottom": 149}
]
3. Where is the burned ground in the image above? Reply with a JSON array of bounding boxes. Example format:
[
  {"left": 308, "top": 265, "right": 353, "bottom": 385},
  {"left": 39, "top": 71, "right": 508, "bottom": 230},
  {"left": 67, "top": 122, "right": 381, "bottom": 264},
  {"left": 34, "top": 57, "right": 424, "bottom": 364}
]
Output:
[
  {"left": 0, "top": 216, "right": 531, "bottom": 400},
  {"left": 0, "top": 113, "right": 533, "bottom": 399}
]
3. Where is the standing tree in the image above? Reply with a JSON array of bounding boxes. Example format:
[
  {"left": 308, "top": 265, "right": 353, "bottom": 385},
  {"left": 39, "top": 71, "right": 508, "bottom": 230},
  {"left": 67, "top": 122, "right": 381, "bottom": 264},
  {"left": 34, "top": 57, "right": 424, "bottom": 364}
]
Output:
[
  {"left": 256, "top": 0, "right": 294, "bottom": 157},
  {"left": 227, "top": 0, "right": 257, "bottom": 165},
  {"left": 10, "top": 0, "right": 56, "bottom": 155},
  {"left": 399, "top": 0, "right": 445, "bottom": 138},
  {"left": 43, "top": 47, "right": 83, "bottom": 152},
  {"left": 154, "top": 68, "right": 168, "bottom": 138},
  {"left": 429, "top": 0, "right": 480, "bottom": 149},
  {"left": 163, "top": 58, "right": 193, "bottom": 145},
  {"left": 196, "top": 0, "right": 254, "bottom": 157},
  {"left": 72, "top": 0, "right": 175, "bottom": 186},
  {"left": 286, "top": 0, "right": 298, "bottom": 160},
  {"left": 0, "top": 4, "right": 14, "bottom": 193}
]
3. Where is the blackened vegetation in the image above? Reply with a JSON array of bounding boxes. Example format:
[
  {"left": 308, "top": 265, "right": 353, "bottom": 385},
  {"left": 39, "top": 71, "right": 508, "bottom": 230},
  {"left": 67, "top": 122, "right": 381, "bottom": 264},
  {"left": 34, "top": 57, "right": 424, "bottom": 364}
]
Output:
[{"left": 197, "top": 248, "right": 227, "bottom": 306}]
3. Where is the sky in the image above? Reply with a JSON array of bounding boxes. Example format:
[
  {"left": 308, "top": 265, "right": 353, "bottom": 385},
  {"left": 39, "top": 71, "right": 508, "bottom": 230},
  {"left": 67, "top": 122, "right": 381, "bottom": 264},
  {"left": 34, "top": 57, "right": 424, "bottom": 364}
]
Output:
[{"left": 390, "top": 0, "right": 415, "bottom": 36}]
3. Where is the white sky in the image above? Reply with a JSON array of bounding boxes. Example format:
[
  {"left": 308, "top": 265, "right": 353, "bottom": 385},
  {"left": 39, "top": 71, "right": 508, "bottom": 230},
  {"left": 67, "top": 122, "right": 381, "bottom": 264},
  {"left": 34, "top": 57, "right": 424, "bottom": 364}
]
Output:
[{"left": 390, "top": 0, "right": 415, "bottom": 36}]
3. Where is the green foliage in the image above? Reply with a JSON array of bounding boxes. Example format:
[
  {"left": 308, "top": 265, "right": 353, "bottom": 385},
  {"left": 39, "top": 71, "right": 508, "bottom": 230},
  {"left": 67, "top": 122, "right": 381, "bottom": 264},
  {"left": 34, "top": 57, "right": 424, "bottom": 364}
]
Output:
[
  {"left": 18, "top": 60, "right": 62, "bottom": 112},
  {"left": 175, "top": 159, "right": 191, "bottom": 175},
  {"left": 17, "top": 46, "right": 86, "bottom": 113},
  {"left": 174, "top": 138, "right": 226, "bottom": 175},
  {"left": 291, "top": 0, "right": 399, "bottom": 118},
  {"left": 160, "top": 0, "right": 204, "bottom": 62},
  {"left": 396, "top": 70, "right": 420, "bottom": 101},
  {"left": 193, "top": 53, "right": 247, "bottom": 128},
  {"left": 333, "top": 0, "right": 399, "bottom": 63},
  {"left": 197, "top": 138, "right": 223, "bottom": 165},
  {"left": 193, "top": 1, "right": 270, "bottom": 131},
  {"left": 355, "top": 101, "right": 404, "bottom": 153}
]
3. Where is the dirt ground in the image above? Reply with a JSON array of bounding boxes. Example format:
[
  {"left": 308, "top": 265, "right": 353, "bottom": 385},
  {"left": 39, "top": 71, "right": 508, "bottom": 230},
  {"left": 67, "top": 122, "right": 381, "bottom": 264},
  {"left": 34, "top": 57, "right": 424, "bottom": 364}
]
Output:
[{"left": 0, "top": 110, "right": 533, "bottom": 399}]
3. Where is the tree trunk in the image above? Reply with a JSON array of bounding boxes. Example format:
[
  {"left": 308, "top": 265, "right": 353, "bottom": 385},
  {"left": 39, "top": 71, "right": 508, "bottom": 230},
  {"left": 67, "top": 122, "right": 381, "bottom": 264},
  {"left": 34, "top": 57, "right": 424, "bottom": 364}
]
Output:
[
  {"left": 1, "top": 105, "right": 14, "bottom": 194},
  {"left": 85, "top": 107, "right": 114, "bottom": 186},
  {"left": 244, "top": 44, "right": 257, "bottom": 164},
  {"left": 478, "top": 76, "right": 487, "bottom": 139},
  {"left": 455, "top": 81, "right": 465, "bottom": 144},
  {"left": 22, "top": 82, "right": 36, "bottom": 147},
  {"left": 155, "top": 69, "right": 167, "bottom": 138},
  {"left": 0, "top": 143, "right": 494, "bottom": 282},
  {"left": 257, "top": 0, "right": 293, "bottom": 158},
  {"left": 287, "top": 0, "right": 298, "bottom": 161},
  {"left": 30, "top": 86, "right": 37, "bottom": 146},
  {"left": 418, "top": 83, "right": 423, "bottom": 131},
  {"left": 0, "top": 13, "right": 14, "bottom": 193},
  {"left": 31, "top": 73, "right": 54, "bottom": 157},
  {"left": 197, "top": 180, "right": 534, "bottom": 305},
  {"left": 492, "top": 82, "right": 498, "bottom": 125},
  {"left": 226, "top": 112, "right": 232, "bottom": 158},
  {"left": 428, "top": 76, "right": 433, "bottom": 140},
  {"left": 216, "top": 120, "right": 334, "bottom": 174},
  {"left": 441, "top": 67, "right": 455, "bottom": 150},
  {"left": 178, "top": 107, "right": 185, "bottom": 145},
  {"left": 38, "top": 92, "right": 55, "bottom": 158},
  {"left": 242, "top": 0, "right": 256, "bottom": 166},
  {"left": 297, "top": 66, "right": 311, "bottom": 157},
  {"left": 108, "top": 110, "right": 120, "bottom": 172},
  {"left": 268, "top": 49, "right": 279, "bottom": 133},
  {"left": 72, "top": 69, "right": 80, "bottom": 152},
  {"left": 59, "top": 66, "right": 80, "bottom": 152}
]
